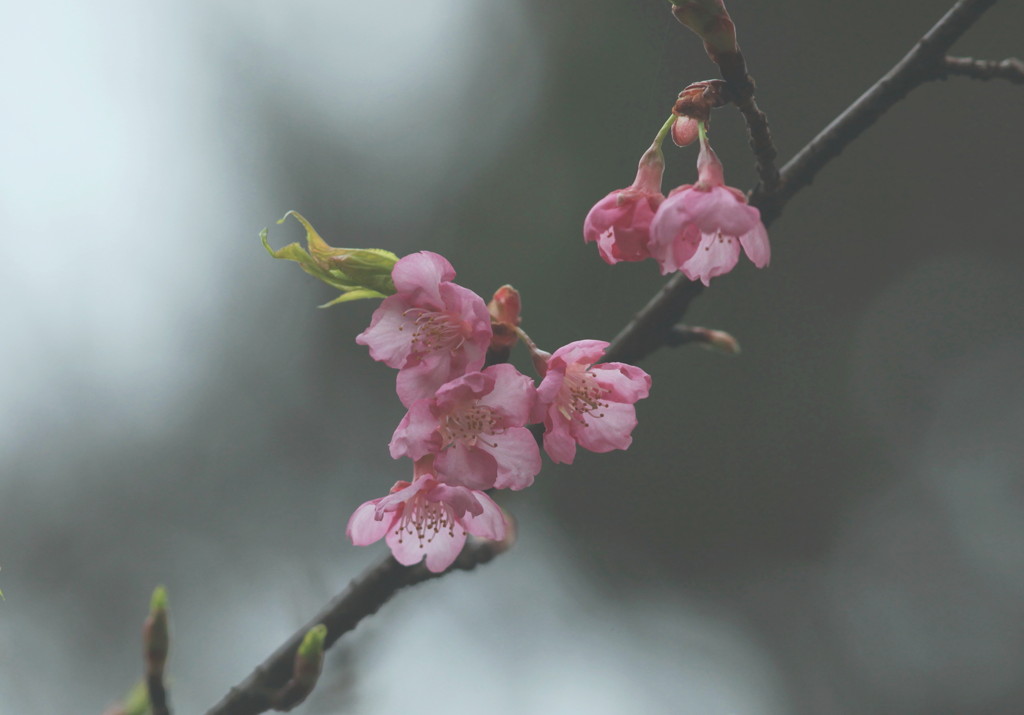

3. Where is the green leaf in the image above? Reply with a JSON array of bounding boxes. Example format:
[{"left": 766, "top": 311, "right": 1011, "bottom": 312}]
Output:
[{"left": 262, "top": 211, "right": 399, "bottom": 305}]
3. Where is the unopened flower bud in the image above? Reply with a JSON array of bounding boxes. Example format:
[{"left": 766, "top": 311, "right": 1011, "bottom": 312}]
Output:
[
  {"left": 269, "top": 624, "right": 328, "bottom": 709},
  {"left": 671, "top": 116, "right": 699, "bottom": 147},
  {"left": 669, "top": 0, "right": 739, "bottom": 63},
  {"left": 143, "top": 587, "right": 169, "bottom": 678},
  {"left": 488, "top": 285, "right": 522, "bottom": 352}
]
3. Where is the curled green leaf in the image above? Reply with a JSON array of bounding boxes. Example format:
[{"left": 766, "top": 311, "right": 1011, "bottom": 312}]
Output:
[{"left": 262, "top": 211, "right": 399, "bottom": 306}]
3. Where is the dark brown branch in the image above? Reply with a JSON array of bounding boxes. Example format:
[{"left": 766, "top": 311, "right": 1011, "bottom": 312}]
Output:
[
  {"left": 206, "top": 538, "right": 508, "bottom": 715},
  {"left": 752, "top": 0, "right": 997, "bottom": 223},
  {"left": 937, "top": 55, "right": 1024, "bottom": 83},
  {"left": 714, "top": 52, "right": 781, "bottom": 198},
  {"left": 607, "top": 0, "right": 997, "bottom": 366}
]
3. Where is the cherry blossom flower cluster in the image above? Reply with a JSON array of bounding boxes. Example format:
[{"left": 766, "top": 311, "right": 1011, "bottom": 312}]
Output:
[
  {"left": 584, "top": 117, "right": 769, "bottom": 285},
  {"left": 345, "top": 252, "right": 651, "bottom": 572}
]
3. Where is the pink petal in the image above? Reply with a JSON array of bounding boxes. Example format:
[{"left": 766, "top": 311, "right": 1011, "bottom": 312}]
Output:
[
  {"left": 593, "top": 363, "right": 652, "bottom": 403},
  {"left": 689, "top": 188, "right": 758, "bottom": 236},
  {"left": 427, "top": 483, "right": 481, "bottom": 518},
  {"left": 649, "top": 194, "right": 701, "bottom": 274},
  {"left": 542, "top": 414, "right": 579, "bottom": 465},
  {"left": 385, "top": 520, "right": 467, "bottom": 572},
  {"left": 740, "top": 221, "right": 770, "bottom": 268},
  {"left": 355, "top": 296, "right": 416, "bottom": 368},
  {"left": 422, "top": 528, "right": 468, "bottom": 572},
  {"left": 480, "top": 427, "right": 542, "bottom": 491},
  {"left": 463, "top": 492, "right": 507, "bottom": 541},
  {"left": 390, "top": 251, "right": 455, "bottom": 304},
  {"left": 346, "top": 500, "right": 395, "bottom": 546},
  {"left": 549, "top": 340, "right": 609, "bottom": 370},
  {"left": 434, "top": 442, "right": 499, "bottom": 490},
  {"left": 476, "top": 364, "right": 536, "bottom": 425},
  {"left": 433, "top": 370, "right": 493, "bottom": 413},
  {"left": 682, "top": 230, "right": 741, "bottom": 286},
  {"left": 389, "top": 401, "right": 442, "bottom": 460},
  {"left": 571, "top": 399, "right": 638, "bottom": 453},
  {"left": 535, "top": 368, "right": 566, "bottom": 411},
  {"left": 395, "top": 353, "right": 459, "bottom": 407},
  {"left": 583, "top": 191, "right": 660, "bottom": 265}
]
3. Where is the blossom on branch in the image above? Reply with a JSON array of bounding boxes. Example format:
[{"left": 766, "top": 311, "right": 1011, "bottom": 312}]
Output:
[
  {"left": 356, "top": 252, "right": 492, "bottom": 406},
  {"left": 649, "top": 125, "right": 769, "bottom": 284},
  {"left": 583, "top": 142, "right": 666, "bottom": 265},
  {"left": 390, "top": 364, "right": 540, "bottom": 491},
  {"left": 536, "top": 340, "right": 651, "bottom": 464},
  {"left": 346, "top": 458, "right": 508, "bottom": 573}
]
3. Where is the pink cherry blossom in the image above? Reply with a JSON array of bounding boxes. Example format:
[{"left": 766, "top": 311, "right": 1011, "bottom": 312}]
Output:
[
  {"left": 583, "top": 144, "right": 666, "bottom": 265},
  {"left": 535, "top": 339, "right": 651, "bottom": 465},
  {"left": 356, "top": 251, "right": 492, "bottom": 406},
  {"left": 648, "top": 128, "right": 769, "bottom": 285},
  {"left": 390, "top": 364, "right": 540, "bottom": 491},
  {"left": 346, "top": 458, "right": 507, "bottom": 573}
]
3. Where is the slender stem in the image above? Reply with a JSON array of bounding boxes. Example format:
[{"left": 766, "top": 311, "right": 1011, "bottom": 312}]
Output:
[
  {"left": 937, "top": 55, "right": 1024, "bottom": 83},
  {"left": 751, "top": 0, "right": 998, "bottom": 223},
  {"left": 206, "top": 540, "right": 507, "bottom": 715},
  {"left": 653, "top": 113, "right": 678, "bottom": 146}
]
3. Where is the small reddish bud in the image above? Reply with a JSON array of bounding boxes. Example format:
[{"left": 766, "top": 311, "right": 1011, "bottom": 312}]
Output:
[
  {"left": 672, "top": 80, "right": 727, "bottom": 123},
  {"left": 488, "top": 285, "right": 522, "bottom": 352}
]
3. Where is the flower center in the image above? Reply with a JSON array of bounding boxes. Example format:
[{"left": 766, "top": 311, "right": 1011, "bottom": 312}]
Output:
[
  {"left": 394, "top": 496, "right": 459, "bottom": 546},
  {"left": 558, "top": 365, "right": 609, "bottom": 426},
  {"left": 401, "top": 308, "right": 467, "bottom": 356},
  {"left": 439, "top": 404, "right": 500, "bottom": 449}
]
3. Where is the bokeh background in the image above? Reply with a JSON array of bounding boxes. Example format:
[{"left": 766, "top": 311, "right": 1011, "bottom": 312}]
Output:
[{"left": 2, "top": 1, "right": 1023, "bottom": 712}]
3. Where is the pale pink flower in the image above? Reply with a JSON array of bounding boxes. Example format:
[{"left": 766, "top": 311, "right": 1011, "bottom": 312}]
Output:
[
  {"left": 648, "top": 129, "right": 769, "bottom": 285},
  {"left": 356, "top": 252, "right": 492, "bottom": 406},
  {"left": 346, "top": 458, "right": 507, "bottom": 573},
  {"left": 536, "top": 340, "right": 651, "bottom": 464},
  {"left": 583, "top": 144, "right": 665, "bottom": 265},
  {"left": 390, "top": 364, "right": 540, "bottom": 491}
]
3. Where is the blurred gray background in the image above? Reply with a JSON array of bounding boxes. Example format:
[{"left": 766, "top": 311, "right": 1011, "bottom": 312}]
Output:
[{"left": 2, "top": 1, "right": 1023, "bottom": 712}]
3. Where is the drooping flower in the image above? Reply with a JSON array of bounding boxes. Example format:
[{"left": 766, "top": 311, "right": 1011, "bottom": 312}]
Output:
[
  {"left": 390, "top": 364, "right": 540, "bottom": 491},
  {"left": 535, "top": 340, "right": 651, "bottom": 465},
  {"left": 356, "top": 252, "right": 492, "bottom": 406},
  {"left": 648, "top": 124, "right": 769, "bottom": 285},
  {"left": 583, "top": 142, "right": 666, "bottom": 265},
  {"left": 346, "top": 457, "right": 508, "bottom": 573}
]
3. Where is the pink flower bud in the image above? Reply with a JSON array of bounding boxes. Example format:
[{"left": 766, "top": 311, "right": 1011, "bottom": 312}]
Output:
[{"left": 671, "top": 116, "right": 700, "bottom": 147}]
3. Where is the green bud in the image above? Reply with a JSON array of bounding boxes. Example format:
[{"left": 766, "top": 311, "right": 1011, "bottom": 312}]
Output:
[
  {"left": 262, "top": 211, "right": 399, "bottom": 306},
  {"left": 150, "top": 585, "right": 168, "bottom": 614},
  {"left": 144, "top": 586, "right": 169, "bottom": 675},
  {"left": 298, "top": 624, "right": 328, "bottom": 660},
  {"left": 122, "top": 681, "right": 151, "bottom": 715}
]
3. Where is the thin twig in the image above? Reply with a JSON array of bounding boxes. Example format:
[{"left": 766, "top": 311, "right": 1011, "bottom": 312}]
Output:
[
  {"left": 205, "top": 539, "right": 508, "bottom": 715},
  {"left": 937, "top": 55, "right": 1024, "bottom": 83},
  {"left": 606, "top": 0, "right": 997, "bottom": 366}
]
